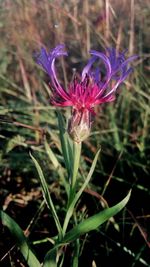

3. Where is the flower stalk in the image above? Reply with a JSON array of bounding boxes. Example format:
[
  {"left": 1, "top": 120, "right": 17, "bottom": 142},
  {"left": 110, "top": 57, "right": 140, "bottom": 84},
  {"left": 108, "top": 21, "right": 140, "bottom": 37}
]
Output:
[
  {"left": 62, "top": 141, "right": 81, "bottom": 236},
  {"left": 71, "top": 141, "right": 82, "bottom": 192}
]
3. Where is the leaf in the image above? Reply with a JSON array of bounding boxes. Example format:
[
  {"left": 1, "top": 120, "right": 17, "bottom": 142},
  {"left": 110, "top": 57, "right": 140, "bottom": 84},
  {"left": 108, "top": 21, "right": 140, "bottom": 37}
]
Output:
[
  {"left": 44, "top": 190, "right": 131, "bottom": 264},
  {"left": 73, "top": 149, "right": 101, "bottom": 208},
  {"left": 62, "top": 190, "right": 131, "bottom": 243},
  {"left": 108, "top": 105, "right": 123, "bottom": 151},
  {"left": 44, "top": 139, "right": 70, "bottom": 197},
  {"left": 6, "top": 135, "right": 26, "bottom": 153},
  {"left": 57, "top": 111, "right": 73, "bottom": 177},
  {"left": 30, "top": 153, "right": 62, "bottom": 236},
  {"left": 0, "top": 210, "right": 41, "bottom": 267},
  {"left": 44, "top": 139, "right": 60, "bottom": 169},
  {"left": 62, "top": 149, "right": 101, "bottom": 234},
  {"left": 43, "top": 247, "right": 57, "bottom": 267}
]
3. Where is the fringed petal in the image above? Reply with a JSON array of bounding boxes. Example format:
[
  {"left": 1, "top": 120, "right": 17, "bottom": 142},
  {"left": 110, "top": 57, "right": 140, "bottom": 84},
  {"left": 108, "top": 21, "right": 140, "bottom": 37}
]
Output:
[
  {"left": 34, "top": 44, "right": 70, "bottom": 101},
  {"left": 81, "top": 56, "right": 97, "bottom": 81},
  {"left": 90, "top": 50, "right": 112, "bottom": 77}
]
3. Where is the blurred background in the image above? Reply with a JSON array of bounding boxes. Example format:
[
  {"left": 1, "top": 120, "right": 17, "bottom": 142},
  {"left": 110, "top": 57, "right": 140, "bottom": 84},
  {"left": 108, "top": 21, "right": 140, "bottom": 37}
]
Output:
[{"left": 0, "top": 0, "right": 149, "bottom": 266}]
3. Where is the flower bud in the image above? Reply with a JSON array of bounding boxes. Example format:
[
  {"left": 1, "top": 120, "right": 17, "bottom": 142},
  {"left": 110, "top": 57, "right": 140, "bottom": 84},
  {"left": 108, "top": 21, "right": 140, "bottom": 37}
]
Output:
[{"left": 68, "top": 108, "right": 93, "bottom": 143}]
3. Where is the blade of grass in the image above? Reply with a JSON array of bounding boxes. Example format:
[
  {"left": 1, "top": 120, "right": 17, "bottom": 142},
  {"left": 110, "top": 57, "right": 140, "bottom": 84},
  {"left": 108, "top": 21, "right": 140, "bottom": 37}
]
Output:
[
  {"left": 43, "top": 248, "right": 57, "bottom": 267},
  {"left": 0, "top": 210, "right": 41, "bottom": 267},
  {"left": 62, "top": 190, "right": 131, "bottom": 243},
  {"left": 30, "top": 152, "right": 62, "bottom": 237},
  {"left": 44, "top": 139, "right": 60, "bottom": 169},
  {"left": 57, "top": 111, "right": 73, "bottom": 177},
  {"left": 44, "top": 139, "right": 70, "bottom": 196},
  {"left": 43, "top": 190, "right": 131, "bottom": 266},
  {"left": 62, "top": 149, "right": 101, "bottom": 235}
]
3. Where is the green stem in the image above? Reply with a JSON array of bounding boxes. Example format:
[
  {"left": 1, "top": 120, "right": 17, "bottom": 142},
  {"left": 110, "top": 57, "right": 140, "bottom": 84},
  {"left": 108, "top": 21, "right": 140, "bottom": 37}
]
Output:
[
  {"left": 62, "top": 142, "right": 81, "bottom": 236},
  {"left": 72, "top": 238, "right": 80, "bottom": 267},
  {"left": 72, "top": 213, "right": 80, "bottom": 267},
  {"left": 71, "top": 142, "right": 82, "bottom": 192},
  {"left": 62, "top": 202, "right": 73, "bottom": 235}
]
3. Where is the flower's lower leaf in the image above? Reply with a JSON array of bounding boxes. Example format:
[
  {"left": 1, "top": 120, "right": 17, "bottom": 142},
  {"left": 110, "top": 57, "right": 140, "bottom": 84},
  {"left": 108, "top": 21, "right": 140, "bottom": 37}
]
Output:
[
  {"left": 43, "top": 247, "right": 57, "bottom": 267},
  {"left": 57, "top": 111, "right": 73, "bottom": 177},
  {"left": 62, "top": 149, "right": 100, "bottom": 234},
  {"left": 62, "top": 190, "right": 131, "bottom": 243},
  {"left": 30, "top": 153, "right": 62, "bottom": 236}
]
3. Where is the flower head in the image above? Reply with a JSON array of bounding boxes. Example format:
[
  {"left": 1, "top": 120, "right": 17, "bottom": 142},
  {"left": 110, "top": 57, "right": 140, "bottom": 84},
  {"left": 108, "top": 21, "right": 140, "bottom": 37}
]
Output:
[{"left": 34, "top": 44, "right": 137, "bottom": 142}]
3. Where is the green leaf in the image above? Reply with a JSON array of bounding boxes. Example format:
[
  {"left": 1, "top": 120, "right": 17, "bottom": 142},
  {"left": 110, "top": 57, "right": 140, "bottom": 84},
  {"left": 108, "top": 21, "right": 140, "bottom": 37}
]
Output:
[
  {"left": 30, "top": 153, "right": 62, "bottom": 237},
  {"left": 62, "top": 149, "right": 100, "bottom": 234},
  {"left": 0, "top": 210, "right": 41, "bottom": 267},
  {"left": 73, "top": 149, "right": 101, "bottom": 208},
  {"left": 44, "top": 139, "right": 70, "bottom": 197},
  {"left": 108, "top": 105, "right": 123, "bottom": 151},
  {"left": 6, "top": 135, "right": 26, "bottom": 153},
  {"left": 44, "top": 190, "right": 131, "bottom": 263},
  {"left": 43, "top": 247, "right": 57, "bottom": 267},
  {"left": 44, "top": 139, "right": 60, "bottom": 169},
  {"left": 71, "top": 142, "right": 82, "bottom": 191},
  {"left": 57, "top": 111, "right": 73, "bottom": 177},
  {"left": 62, "top": 190, "right": 131, "bottom": 243}
]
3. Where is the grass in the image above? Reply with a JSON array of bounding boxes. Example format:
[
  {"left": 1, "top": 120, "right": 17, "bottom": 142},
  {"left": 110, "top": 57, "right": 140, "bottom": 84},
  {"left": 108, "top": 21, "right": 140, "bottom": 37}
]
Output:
[{"left": 0, "top": 0, "right": 150, "bottom": 266}]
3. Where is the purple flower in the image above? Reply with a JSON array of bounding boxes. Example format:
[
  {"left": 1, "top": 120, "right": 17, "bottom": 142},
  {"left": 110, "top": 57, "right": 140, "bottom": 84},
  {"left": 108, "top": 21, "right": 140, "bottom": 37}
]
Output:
[{"left": 35, "top": 44, "right": 137, "bottom": 142}]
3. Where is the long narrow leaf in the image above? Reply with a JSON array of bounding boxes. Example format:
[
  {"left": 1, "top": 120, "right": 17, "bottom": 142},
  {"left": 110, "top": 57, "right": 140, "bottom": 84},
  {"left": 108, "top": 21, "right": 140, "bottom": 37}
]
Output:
[
  {"left": 43, "top": 247, "right": 57, "bottom": 267},
  {"left": 30, "top": 153, "right": 62, "bottom": 236},
  {"left": 62, "top": 190, "right": 131, "bottom": 243},
  {"left": 44, "top": 139, "right": 60, "bottom": 169},
  {"left": 73, "top": 149, "right": 101, "bottom": 208},
  {"left": 57, "top": 111, "right": 73, "bottom": 177},
  {"left": 44, "top": 139, "right": 70, "bottom": 197},
  {"left": 62, "top": 149, "right": 100, "bottom": 234},
  {"left": 0, "top": 210, "right": 41, "bottom": 267}
]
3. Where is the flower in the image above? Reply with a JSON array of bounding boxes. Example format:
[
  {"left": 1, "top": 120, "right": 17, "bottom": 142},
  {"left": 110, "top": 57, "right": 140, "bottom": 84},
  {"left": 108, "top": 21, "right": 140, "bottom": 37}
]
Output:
[{"left": 34, "top": 44, "right": 137, "bottom": 142}]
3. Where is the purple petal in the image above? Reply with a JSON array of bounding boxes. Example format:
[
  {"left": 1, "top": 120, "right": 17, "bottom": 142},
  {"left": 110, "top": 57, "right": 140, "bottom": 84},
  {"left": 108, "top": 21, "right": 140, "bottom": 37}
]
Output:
[
  {"left": 90, "top": 50, "right": 112, "bottom": 76},
  {"left": 93, "top": 67, "right": 101, "bottom": 84},
  {"left": 35, "top": 44, "right": 70, "bottom": 101},
  {"left": 120, "top": 55, "right": 138, "bottom": 69},
  {"left": 34, "top": 47, "right": 50, "bottom": 74},
  {"left": 82, "top": 56, "right": 97, "bottom": 81},
  {"left": 107, "top": 48, "right": 117, "bottom": 67},
  {"left": 34, "top": 44, "right": 67, "bottom": 84}
]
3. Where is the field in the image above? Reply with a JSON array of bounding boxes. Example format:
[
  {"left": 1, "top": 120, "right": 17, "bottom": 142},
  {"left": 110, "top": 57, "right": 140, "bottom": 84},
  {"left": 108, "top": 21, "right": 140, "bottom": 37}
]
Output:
[{"left": 0, "top": 0, "right": 150, "bottom": 266}]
